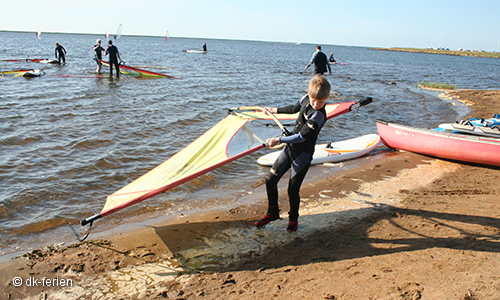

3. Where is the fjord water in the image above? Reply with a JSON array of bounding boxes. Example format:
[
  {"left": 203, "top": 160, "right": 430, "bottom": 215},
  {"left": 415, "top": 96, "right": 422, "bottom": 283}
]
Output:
[{"left": 1, "top": 31, "right": 499, "bottom": 258}]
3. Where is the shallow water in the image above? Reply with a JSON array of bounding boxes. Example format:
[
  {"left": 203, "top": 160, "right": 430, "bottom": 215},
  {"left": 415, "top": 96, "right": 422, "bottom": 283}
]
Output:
[{"left": 1, "top": 31, "right": 499, "bottom": 258}]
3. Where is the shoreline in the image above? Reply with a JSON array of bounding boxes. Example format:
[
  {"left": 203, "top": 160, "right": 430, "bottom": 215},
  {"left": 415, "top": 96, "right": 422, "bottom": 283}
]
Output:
[
  {"left": 1, "top": 90, "right": 500, "bottom": 299},
  {"left": 371, "top": 47, "right": 500, "bottom": 59}
]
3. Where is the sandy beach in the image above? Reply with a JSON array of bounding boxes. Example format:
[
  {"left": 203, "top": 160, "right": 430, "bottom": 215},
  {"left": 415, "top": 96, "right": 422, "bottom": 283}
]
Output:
[{"left": 1, "top": 90, "right": 499, "bottom": 300}]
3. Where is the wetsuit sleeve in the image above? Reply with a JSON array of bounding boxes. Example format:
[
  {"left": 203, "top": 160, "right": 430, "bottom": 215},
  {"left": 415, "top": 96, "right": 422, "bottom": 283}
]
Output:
[
  {"left": 278, "top": 111, "right": 325, "bottom": 144},
  {"left": 279, "top": 133, "right": 306, "bottom": 144},
  {"left": 277, "top": 102, "right": 300, "bottom": 114},
  {"left": 276, "top": 95, "right": 308, "bottom": 114}
]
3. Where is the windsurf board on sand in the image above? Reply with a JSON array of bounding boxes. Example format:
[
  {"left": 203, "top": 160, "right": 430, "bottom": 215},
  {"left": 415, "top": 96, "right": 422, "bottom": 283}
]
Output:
[{"left": 257, "top": 134, "right": 381, "bottom": 166}]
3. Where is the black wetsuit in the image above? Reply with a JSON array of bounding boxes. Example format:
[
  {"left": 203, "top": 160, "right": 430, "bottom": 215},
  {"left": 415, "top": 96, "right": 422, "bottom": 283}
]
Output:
[
  {"left": 55, "top": 45, "right": 66, "bottom": 64},
  {"left": 305, "top": 50, "right": 331, "bottom": 74},
  {"left": 265, "top": 95, "right": 327, "bottom": 222},
  {"left": 94, "top": 45, "right": 104, "bottom": 65},
  {"left": 106, "top": 45, "right": 120, "bottom": 75},
  {"left": 314, "top": 51, "right": 328, "bottom": 74}
]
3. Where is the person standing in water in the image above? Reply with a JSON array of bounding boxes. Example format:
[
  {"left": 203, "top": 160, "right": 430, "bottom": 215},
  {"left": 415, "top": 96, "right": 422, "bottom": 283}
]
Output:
[
  {"left": 202, "top": 43, "right": 207, "bottom": 52},
  {"left": 93, "top": 39, "right": 105, "bottom": 73},
  {"left": 305, "top": 45, "right": 331, "bottom": 75},
  {"left": 105, "top": 39, "right": 122, "bottom": 76},
  {"left": 54, "top": 42, "right": 66, "bottom": 64}
]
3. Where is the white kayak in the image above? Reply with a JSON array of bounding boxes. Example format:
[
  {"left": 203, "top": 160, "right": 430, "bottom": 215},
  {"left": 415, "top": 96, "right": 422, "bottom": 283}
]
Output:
[{"left": 257, "top": 134, "right": 381, "bottom": 166}]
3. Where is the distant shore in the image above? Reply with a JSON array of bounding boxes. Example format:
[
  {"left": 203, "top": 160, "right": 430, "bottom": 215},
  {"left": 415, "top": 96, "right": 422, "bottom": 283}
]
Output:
[{"left": 371, "top": 47, "right": 500, "bottom": 59}]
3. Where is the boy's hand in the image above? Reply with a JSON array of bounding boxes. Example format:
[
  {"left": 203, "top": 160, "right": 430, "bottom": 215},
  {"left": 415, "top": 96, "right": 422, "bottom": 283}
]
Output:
[
  {"left": 264, "top": 107, "right": 277, "bottom": 114},
  {"left": 266, "top": 137, "right": 280, "bottom": 148}
]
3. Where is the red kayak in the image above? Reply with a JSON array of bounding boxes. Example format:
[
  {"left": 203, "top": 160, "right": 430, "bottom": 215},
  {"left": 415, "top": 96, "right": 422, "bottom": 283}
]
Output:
[{"left": 376, "top": 120, "right": 500, "bottom": 167}]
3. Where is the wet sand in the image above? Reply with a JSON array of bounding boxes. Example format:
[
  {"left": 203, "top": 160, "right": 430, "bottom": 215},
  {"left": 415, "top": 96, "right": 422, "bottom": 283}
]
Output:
[{"left": 1, "top": 90, "right": 500, "bottom": 300}]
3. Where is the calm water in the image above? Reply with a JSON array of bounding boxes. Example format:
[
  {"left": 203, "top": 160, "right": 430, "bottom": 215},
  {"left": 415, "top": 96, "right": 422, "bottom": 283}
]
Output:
[{"left": 1, "top": 31, "right": 499, "bottom": 258}]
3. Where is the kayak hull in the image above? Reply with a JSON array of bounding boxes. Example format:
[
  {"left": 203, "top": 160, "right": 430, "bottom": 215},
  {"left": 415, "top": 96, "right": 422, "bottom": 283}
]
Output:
[{"left": 377, "top": 120, "right": 500, "bottom": 167}]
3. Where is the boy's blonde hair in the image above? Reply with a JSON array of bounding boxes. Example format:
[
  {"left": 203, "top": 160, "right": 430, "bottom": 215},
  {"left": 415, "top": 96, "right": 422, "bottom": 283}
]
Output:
[{"left": 308, "top": 75, "right": 331, "bottom": 101}]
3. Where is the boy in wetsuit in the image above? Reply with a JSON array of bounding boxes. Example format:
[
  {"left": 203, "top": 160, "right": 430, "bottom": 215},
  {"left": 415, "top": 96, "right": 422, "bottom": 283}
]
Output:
[
  {"left": 255, "top": 75, "right": 331, "bottom": 232},
  {"left": 93, "top": 39, "right": 105, "bottom": 73},
  {"left": 105, "top": 39, "right": 121, "bottom": 76},
  {"left": 55, "top": 43, "right": 66, "bottom": 64}
]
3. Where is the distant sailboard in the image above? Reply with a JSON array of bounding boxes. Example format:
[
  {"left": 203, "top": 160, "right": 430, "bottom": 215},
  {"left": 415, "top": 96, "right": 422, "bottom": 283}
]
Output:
[
  {"left": 113, "top": 24, "right": 123, "bottom": 41},
  {"left": 1, "top": 69, "right": 45, "bottom": 77},
  {"left": 36, "top": 24, "right": 41, "bottom": 39},
  {"left": 100, "top": 60, "right": 178, "bottom": 78},
  {"left": 165, "top": 31, "right": 170, "bottom": 41},
  {"left": 80, "top": 98, "right": 372, "bottom": 231}
]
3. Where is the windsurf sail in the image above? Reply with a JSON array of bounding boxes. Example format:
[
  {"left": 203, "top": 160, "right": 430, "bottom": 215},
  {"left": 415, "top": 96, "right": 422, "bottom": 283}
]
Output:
[
  {"left": 0, "top": 57, "right": 43, "bottom": 62},
  {"left": 81, "top": 98, "right": 372, "bottom": 226},
  {"left": 36, "top": 24, "right": 41, "bottom": 39},
  {"left": 0, "top": 69, "right": 44, "bottom": 77},
  {"left": 105, "top": 26, "right": 109, "bottom": 40},
  {"left": 113, "top": 24, "right": 123, "bottom": 41},
  {"left": 100, "top": 60, "right": 178, "bottom": 78},
  {"left": 1, "top": 69, "right": 32, "bottom": 76},
  {"left": 165, "top": 31, "right": 170, "bottom": 41}
]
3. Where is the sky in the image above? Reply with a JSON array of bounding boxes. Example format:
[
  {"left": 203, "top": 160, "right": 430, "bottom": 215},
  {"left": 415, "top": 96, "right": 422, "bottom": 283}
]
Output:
[{"left": 2, "top": 0, "right": 499, "bottom": 51}]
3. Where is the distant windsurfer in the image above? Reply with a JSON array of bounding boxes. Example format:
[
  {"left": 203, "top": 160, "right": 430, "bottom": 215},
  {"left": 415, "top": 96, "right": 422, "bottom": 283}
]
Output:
[
  {"left": 305, "top": 45, "right": 331, "bottom": 75},
  {"left": 54, "top": 42, "right": 66, "bottom": 64},
  {"left": 255, "top": 75, "right": 331, "bottom": 232},
  {"left": 202, "top": 43, "right": 207, "bottom": 52},
  {"left": 93, "top": 39, "right": 105, "bottom": 74},
  {"left": 105, "top": 40, "right": 122, "bottom": 76}
]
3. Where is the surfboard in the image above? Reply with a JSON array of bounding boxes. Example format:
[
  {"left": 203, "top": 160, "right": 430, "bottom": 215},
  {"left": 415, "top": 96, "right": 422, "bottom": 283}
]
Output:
[
  {"left": 257, "top": 134, "right": 381, "bottom": 166},
  {"left": 437, "top": 123, "right": 500, "bottom": 138},
  {"left": 183, "top": 50, "right": 207, "bottom": 54},
  {"left": 39, "top": 59, "right": 59, "bottom": 64}
]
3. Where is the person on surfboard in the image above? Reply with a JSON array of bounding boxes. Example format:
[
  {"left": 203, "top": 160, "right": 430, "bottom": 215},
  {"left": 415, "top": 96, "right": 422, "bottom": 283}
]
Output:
[
  {"left": 105, "top": 39, "right": 122, "bottom": 76},
  {"left": 54, "top": 42, "right": 66, "bottom": 64},
  {"left": 329, "top": 52, "right": 336, "bottom": 64},
  {"left": 202, "top": 43, "right": 207, "bottom": 52},
  {"left": 305, "top": 45, "right": 331, "bottom": 75},
  {"left": 255, "top": 75, "right": 331, "bottom": 232},
  {"left": 93, "top": 39, "right": 105, "bottom": 73}
]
